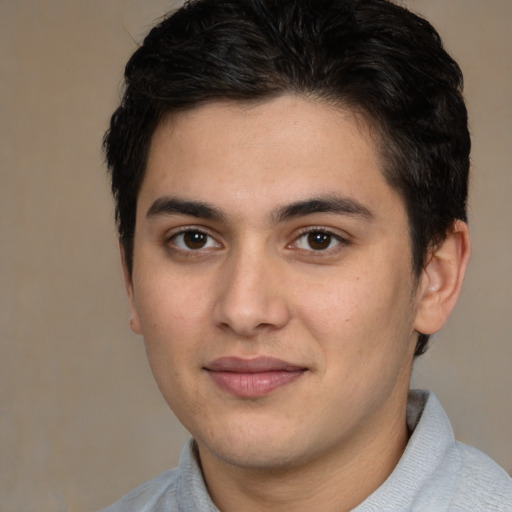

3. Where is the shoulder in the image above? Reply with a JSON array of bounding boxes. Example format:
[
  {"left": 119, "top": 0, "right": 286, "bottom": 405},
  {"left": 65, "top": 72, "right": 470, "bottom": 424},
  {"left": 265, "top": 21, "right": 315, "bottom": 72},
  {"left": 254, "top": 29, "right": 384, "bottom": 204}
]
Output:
[
  {"left": 366, "top": 390, "right": 512, "bottom": 512},
  {"left": 98, "top": 468, "right": 179, "bottom": 512},
  {"left": 97, "top": 439, "right": 218, "bottom": 512},
  {"left": 448, "top": 441, "right": 512, "bottom": 511},
  {"left": 410, "top": 390, "right": 512, "bottom": 511}
]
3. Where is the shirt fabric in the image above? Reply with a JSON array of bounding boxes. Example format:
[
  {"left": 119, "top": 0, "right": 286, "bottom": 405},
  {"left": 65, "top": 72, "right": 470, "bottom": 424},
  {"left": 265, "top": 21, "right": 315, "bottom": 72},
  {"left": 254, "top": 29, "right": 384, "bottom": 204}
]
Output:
[{"left": 100, "top": 390, "right": 512, "bottom": 511}]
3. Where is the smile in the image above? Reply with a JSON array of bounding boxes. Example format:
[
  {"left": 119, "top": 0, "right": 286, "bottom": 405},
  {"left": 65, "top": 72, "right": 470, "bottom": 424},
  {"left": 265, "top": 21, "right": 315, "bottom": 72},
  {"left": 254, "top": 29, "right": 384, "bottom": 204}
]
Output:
[{"left": 204, "top": 357, "right": 307, "bottom": 398}]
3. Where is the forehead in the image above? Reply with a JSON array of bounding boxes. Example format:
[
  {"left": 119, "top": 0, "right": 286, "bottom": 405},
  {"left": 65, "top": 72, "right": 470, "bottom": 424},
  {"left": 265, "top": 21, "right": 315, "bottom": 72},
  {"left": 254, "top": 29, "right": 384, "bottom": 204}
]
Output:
[{"left": 139, "top": 95, "right": 401, "bottom": 221}]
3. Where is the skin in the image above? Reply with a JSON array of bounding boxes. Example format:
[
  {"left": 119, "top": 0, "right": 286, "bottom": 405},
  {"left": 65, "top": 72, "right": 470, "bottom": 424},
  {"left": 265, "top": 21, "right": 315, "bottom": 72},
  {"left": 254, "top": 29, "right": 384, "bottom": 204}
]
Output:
[{"left": 123, "top": 95, "right": 470, "bottom": 511}]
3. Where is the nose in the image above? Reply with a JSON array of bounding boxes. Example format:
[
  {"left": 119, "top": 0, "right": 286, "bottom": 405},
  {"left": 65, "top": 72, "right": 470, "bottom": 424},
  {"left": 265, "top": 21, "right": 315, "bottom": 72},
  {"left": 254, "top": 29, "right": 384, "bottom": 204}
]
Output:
[{"left": 212, "top": 249, "right": 291, "bottom": 337}]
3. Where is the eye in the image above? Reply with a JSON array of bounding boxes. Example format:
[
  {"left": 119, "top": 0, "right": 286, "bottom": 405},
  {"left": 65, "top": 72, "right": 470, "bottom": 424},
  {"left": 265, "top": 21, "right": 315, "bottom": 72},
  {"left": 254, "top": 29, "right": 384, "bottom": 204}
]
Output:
[
  {"left": 294, "top": 230, "right": 343, "bottom": 251},
  {"left": 171, "top": 230, "right": 221, "bottom": 251}
]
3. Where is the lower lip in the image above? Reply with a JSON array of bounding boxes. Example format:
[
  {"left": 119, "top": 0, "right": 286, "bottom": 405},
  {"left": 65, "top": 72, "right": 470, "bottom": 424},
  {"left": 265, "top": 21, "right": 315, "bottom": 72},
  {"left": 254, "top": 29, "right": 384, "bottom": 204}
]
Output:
[{"left": 208, "top": 370, "right": 305, "bottom": 398}]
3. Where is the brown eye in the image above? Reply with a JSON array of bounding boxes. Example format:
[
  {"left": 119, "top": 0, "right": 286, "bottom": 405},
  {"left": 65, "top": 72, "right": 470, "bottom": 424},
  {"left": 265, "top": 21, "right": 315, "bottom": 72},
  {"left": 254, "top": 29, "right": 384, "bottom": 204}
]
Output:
[
  {"left": 307, "top": 232, "right": 332, "bottom": 250},
  {"left": 293, "top": 230, "right": 343, "bottom": 252},
  {"left": 172, "top": 230, "right": 220, "bottom": 251},
  {"left": 183, "top": 231, "right": 207, "bottom": 249}
]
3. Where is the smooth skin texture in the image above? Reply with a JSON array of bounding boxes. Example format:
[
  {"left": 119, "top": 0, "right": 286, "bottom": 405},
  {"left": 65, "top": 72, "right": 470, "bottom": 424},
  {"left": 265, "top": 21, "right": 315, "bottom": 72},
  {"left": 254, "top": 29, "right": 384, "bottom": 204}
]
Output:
[{"left": 123, "top": 95, "right": 470, "bottom": 512}]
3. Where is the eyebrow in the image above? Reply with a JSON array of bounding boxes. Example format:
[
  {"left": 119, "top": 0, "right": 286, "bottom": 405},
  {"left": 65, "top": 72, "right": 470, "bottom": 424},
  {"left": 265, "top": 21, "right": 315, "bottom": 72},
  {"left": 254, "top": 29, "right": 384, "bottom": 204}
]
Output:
[
  {"left": 146, "top": 197, "right": 226, "bottom": 222},
  {"left": 272, "top": 195, "right": 375, "bottom": 223},
  {"left": 145, "top": 194, "right": 375, "bottom": 224}
]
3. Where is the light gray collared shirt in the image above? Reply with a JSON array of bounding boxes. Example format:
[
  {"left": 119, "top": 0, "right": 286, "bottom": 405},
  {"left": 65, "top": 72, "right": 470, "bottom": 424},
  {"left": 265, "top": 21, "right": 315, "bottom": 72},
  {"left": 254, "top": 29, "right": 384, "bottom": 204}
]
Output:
[{"left": 100, "top": 390, "right": 512, "bottom": 511}]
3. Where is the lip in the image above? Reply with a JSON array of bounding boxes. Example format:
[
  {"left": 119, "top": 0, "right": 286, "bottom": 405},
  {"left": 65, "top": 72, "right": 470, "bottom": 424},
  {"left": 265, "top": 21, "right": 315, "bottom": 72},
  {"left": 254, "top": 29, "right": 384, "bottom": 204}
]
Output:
[{"left": 204, "top": 357, "right": 307, "bottom": 398}]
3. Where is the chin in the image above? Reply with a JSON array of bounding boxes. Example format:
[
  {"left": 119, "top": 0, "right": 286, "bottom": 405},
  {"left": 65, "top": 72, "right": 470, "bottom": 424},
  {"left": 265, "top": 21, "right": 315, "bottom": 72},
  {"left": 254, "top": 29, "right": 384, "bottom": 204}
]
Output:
[
  {"left": 205, "top": 440, "right": 305, "bottom": 471},
  {"left": 193, "top": 417, "right": 305, "bottom": 470}
]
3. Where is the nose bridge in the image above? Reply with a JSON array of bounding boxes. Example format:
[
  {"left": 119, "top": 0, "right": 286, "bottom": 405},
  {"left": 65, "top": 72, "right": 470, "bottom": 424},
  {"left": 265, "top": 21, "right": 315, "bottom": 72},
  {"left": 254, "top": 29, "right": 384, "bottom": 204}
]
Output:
[{"left": 213, "top": 241, "right": 290, "bottom": 336}]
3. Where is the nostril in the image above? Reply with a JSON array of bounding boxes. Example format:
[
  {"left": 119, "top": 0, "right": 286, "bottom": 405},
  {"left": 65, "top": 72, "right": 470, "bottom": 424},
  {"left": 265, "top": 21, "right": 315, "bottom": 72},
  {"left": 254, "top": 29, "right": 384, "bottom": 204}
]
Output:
[{"left": 212, "top": 292, "right": 291, "bottom": 336}]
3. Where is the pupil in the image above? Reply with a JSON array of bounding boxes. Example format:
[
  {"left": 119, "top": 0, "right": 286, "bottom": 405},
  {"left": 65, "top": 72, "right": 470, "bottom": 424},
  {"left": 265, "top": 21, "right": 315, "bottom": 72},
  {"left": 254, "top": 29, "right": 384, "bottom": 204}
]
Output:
[
  {"left": 308, "top": 232, "right": 331, "bottom": 250},
  {"left": 184, "top": 231, "right": 206, "bottom": 249}
]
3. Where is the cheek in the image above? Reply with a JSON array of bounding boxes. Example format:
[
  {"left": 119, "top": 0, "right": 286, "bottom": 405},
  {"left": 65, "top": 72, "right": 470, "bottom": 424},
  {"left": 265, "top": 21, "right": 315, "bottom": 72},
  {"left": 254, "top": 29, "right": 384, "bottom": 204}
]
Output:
[
  {"left": 132, "top": 272, "right": 213, "bottom": 368},
  {"left": 300, "top": 271, "right": 416, "bottom": 411},
  {"left": 135, "top": 268, "right": 207, "bottom": 324},
  {"left": 297, "top": 273, "right": 371, "bottom": 333},
  {"left": 132, "top": 274, "right": 211, "bottom": 412},
  {"left": 298, "top": 266, "right": 414, "bottom": 354}
]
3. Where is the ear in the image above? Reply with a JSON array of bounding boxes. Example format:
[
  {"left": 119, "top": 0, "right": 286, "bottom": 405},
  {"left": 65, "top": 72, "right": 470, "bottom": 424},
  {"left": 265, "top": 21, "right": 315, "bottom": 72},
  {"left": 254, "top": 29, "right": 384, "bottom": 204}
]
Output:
[
  {"left": 119, "top": 241, "right": 142, "bottom": 335},
  {"left": 414, "top": 221, "right": 471, "bottom": 336}
]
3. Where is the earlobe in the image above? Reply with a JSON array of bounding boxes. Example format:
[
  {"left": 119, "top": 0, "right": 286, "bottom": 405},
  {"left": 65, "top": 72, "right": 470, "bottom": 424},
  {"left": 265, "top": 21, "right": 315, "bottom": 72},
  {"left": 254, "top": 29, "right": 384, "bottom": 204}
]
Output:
[
  {"left": 414, "top": 221, "right": 471, "bottom": 336},
  {"left": 119, "top": 241, "right": 143, "bottom": 335}
]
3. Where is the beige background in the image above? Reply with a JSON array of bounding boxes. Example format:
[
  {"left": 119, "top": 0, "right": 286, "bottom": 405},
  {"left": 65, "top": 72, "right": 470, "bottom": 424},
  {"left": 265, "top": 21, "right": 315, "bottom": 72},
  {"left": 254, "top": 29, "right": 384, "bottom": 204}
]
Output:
[{"left": 1, "top": 1, "right": 510, "bottom": 511}]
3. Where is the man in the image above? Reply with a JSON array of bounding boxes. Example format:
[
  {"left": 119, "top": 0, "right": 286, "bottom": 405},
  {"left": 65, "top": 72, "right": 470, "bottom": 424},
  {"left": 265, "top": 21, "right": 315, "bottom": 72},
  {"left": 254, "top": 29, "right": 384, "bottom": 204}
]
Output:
[{"left": 101, "top": 0, "right": 512, "bottom": 510}]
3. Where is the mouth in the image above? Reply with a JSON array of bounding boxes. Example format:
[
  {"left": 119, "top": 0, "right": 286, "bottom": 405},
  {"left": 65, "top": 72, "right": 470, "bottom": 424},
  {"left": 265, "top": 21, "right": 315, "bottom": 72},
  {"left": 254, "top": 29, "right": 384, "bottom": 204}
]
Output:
[{"left": 204, "top": 356, "right": 307, "bottom": 398}]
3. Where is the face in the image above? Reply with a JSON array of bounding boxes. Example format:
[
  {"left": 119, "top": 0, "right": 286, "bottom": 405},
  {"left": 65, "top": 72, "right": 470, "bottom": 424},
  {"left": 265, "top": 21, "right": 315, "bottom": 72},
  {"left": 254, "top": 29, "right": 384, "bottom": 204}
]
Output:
[{"left": 126, "top": 95, "right": 423, "bottom": 472}]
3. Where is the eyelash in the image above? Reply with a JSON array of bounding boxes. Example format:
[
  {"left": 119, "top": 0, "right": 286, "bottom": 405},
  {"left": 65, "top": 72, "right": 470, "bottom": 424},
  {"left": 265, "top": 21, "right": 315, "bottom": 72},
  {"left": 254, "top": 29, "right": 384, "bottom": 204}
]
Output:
[
  {"left": 167, "top": 227, "right": 221, "bottom": 253},
  {"left": 290, "top": 227, "right": 349, "bottom": 254},
  {"left": 165, "top": 226, "right": 349, "bottom": 256}
]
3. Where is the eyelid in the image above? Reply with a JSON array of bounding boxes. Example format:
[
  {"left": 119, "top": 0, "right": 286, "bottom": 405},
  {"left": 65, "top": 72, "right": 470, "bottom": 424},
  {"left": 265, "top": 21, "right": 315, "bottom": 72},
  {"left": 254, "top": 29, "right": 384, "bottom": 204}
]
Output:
[
  {"left": 288, "top": 226, "right": 350, "bottom": 252},
  {"left": 166, "top": 225, "right": 223, "bottom": 251}
]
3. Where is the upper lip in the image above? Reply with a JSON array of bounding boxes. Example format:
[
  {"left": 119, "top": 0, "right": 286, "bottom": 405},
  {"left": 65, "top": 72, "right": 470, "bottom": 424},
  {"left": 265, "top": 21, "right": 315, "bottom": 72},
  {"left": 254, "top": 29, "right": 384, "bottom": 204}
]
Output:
[{"left": 205, "top": 356, "right": 306, "bottom": 373}]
